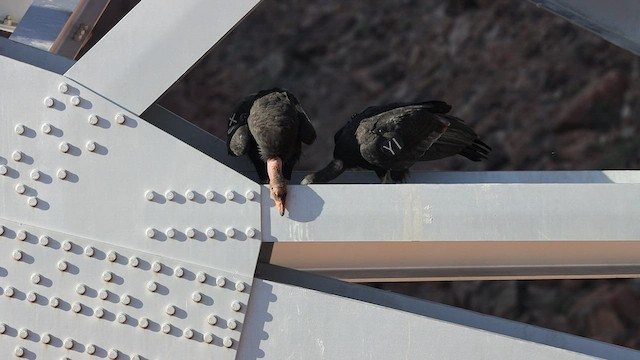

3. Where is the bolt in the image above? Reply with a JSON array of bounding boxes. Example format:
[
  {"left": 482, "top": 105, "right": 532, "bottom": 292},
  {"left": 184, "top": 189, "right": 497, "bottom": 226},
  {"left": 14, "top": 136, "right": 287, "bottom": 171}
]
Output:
[
  {"left": 206, "top": 227, "right": 215, "bottom": 238},
  {"left": 19, "top": 328, "right": 28, "bottom": 339},
  {"left": 15, "top": 124, "right": 25, "bottom": 135},
  {"left": 226, "top": 191, "right": 235, "bottom": 200},
  {"left": 207, "top": 314, "right": 218, "bottom": 325},
  {"left": 186, "top": 227, "right": 195, "bottom": 238},
  {"left": 246, "top": 227, "right": 257, "bottom": 238},
  {"left": 30, "top": 169, "right": 40, "bottom": 180},
  {"left": 70, "top": 96, "right": 81, "bottom": 106},
  {"left": 12, "top": 151, "right": 22, "bottom": 162},
  {"left": 165, "top": 190, "right": 176, "bottom": 201},
  {"left": 152, "top": 261, "right": 162, "bottom": 273},
  {"left": 165, "top": 305, "right": 176, "bottom": 315},
  {"left": 145, "top": 190, "right": 154, "bottom": 201},
  {"left": 41, "top": 333, "right": 51, "bottom": 344},
  {"left": 76, "top": 284, "right": 86, "bottom": 294},
  {"left": 39, "top": 235, "right": 49, "bottom": 246},
  {"left": 235, "top": 281, "right": 246, "bottom": 292},
  {"left": 0, "top": 165, "right": 7, "bottom": 175},
  {"left": 102, "top": 271, "right": 113, "bottom": 282},
  {"left": 121, "top": 294, "right": 131, "bottom": 305},
  {"left": 84, "top": 246, "right": 95, "bottom": 257},
  {"left": 14, "top": 346, "right": 25, "bottom": 357},
  {"left": 129, "top": 256, "right": 139, "bottom": 267},
  {"left": 227, "top": 319, "right": 238, "bottom": 330},
  {"left": 64, "top": 338, "right": 74, "bottom": 349},
  {"left": 5, "top": 286, "right": 15, "bottom": 297},
  {"left": 117, "top": 313, "right": 127, "bottom": 323},
  {"left": 49, "top": 297, "right": 60, "bottom": 307},
  {"left": 95, "top": 307, "right": 105, "bottom": 318},
  {"left": 12, "top": 249, "right": 23, "bottom": 261},
  {"left": 115, "top": 113, "right": 126, "bottom": 125},
  {"left": 146, "top": 281, "right": 157, "bottom": 292},
  {"left": 57, "top": 260, "right": 68, "bottom": 271},
  {"left": 59, "top": 141, "right": 70, "bottom": 153},
  {"left": 98, "top": 289, "right": 109, "bottom": 300},
  {"left": 216, "top": 276, "right": 226, "bottom": 287},
  {"left": 161, "top": 323, "right": 171, "bottom": 334},
  {"left": 62, "top": 240, "right": 72, "bottom": 251},
  {"left": 44, "top": 97, "right": 54, "bottom": 107},
  {"left": 174, "top": 266, "right": 184, "bottom": 277},
  {"left": 166, "top": 227, "right": 176, "bottom": 238},
  {"left": 196, "top": 272, "right": 207, "bottom": 283},
  {"left": 186, "top": 190, "right": 195, "bottom": 200},
  {"left": 107, "top": 250, "right": 117, "bottom": 262},
  {"left": 86, "top": 344, "right": 96, "bottom": 354},
  {"left": 204, "top": 333, "right": 214, "bottom": 343},
  {"left": 184, "top": 328, "right": 194, "bottom": 339},
  {"left": 86, "top": 141, "right": 96, "bottom": 152},
  {"left": 246, "top": 190, "right": 256, "bottom": 200},
  {"left": 17, "top": 230, "right": 27, "bottom": 240},
  {"left": 191, "top": 292, "right": 202, "bottom": 302},
  {"left": 57, "top": 169, "right": 67, "bottom": 179},
  {"left": 72, "top": 302, "right": 82, "bottom": 313},
  {"left": 146, "top": 228, "right": 155, "bottom": 238},
  {"left": 58, "top": 82, "right": 69, "bottom": 93},
  {"left": 27, "top": 292, "right": 36, "bottom": 302},
  {"left": 41, "top": 123, "right": 52, "bottom": 134},
  {"left": 15, "top": 183, "right": 26, "bottom": 194},
  {"left": 31, "top": 273, "right": 42, "bottom": 284},
  {"left": 231, "top": 300, "right": 241, "bottom": 312},
  {"left": 223, "top": 337, "right": 233, "bottom": 348},
  {"left": 88, "top": 114, "right": 99, "bottom": 125},
  {"left": 27, "top": 197, "right": 38, "bottom": 207},
  {"left": 139, "top": 317, "right": 149, "bottom": 329},
  {"left": 108, "top": 349, "right": 119, "bottom": 359},
  {"left": 205, "top": 190, "right": 215, "bottom": 200}
]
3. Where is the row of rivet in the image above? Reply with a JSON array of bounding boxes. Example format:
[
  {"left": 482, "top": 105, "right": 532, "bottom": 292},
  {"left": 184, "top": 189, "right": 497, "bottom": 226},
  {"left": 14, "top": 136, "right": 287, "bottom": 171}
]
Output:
[
  {"left": 145, "top": 226, "right": 256, "bottom": 239},
  {"left": 145, "top": 189, "right": 257, "bottom": 202},
  {"left": 44, "top": 88, "right": 128, "bottom": 126}
]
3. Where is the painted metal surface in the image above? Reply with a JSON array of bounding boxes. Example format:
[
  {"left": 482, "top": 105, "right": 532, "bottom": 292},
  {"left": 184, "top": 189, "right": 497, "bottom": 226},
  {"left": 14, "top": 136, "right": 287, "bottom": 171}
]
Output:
[
  {"left": 0, "top": 37, "right": 75, "bottom": 74},
  {"left": 64, "top": 0, "right": 263, "bottom": 115}
]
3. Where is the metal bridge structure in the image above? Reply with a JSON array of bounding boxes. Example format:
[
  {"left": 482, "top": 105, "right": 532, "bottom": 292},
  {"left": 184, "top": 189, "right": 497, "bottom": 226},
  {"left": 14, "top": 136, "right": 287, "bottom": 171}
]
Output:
[{"left": 1, "top": 1, "right": 639, "bottom": 359}]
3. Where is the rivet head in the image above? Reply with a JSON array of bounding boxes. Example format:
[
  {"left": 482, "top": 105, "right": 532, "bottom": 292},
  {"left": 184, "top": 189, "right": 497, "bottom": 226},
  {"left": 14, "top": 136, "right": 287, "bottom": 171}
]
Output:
[
  {"left": 76, "top": 284, "right": 86, "bottom": 294},
  {"left": 58, "top": 82, "right": 69, "bottom": 93},
  {"left": 174, "top": 266, "right": 184, "bottom": 278},
  {"left": 41, "top": 333, "right": 51, "bottom": 344},
  {"left": 206, "top": 227, "right": 215, "bottom": 238},
  {"left": 12, "top": 150, "right": 22, "bottom": 162},
  {"left": 204, "top": 332, "right": 214, "bottom": 343},
  {"left": 41, "top": 123, "right": 52, "bottom": 134},
  {"left": 117, "top": 312, "right": 127, "bottom": 323},
  {"left": 139, "top": 317, "right": 149, "bottom": 329},
  {"left": 0, "top": 165, "right": 7, "bottom": 175},
  {"left": 108, "top": 349, "right": 119, "bottom": 359},
  {"left": 5, "top": 286, "right": 15, "bottom": 297},
  {"left": 57, "top": 169, "right": 67, "bottom": 179},
  {"left": 84, "top": 246, "right": 95, "bottom": 257},
  {"left": 98, "top": 289, "right": 109, "bottom": 300},
  {"left": 231, "top": 300, "right": 241, "bottom": 312},
  {"left": 102, "top": 271, "right": 113, "bottom": 282},
  {"left": 226, "top": 228, "right": 235, "bottom": 238},
  {"left": 165, "top": 305, "right": 176, "bottom": 315},
  {"left": 64, "top": 338, "right": 74, "bottom": 349},
  {"left": 15, "top": 183, "right": 26, "bottom": 194},
  {"left": 88, "top": 114, "right": 99, "bottom": 125},
  {"left": 86, "top": 344, "right": 96, "bottom": 354},
  {"left": 44, "top": 97, "right": 54, "bottom": 107},
  {"left": 27, "top": 197, "right": 38, "bottom": 207},
  {"left": 165, "top": 190, "right": 175, "bottom": 201},
  {"left": 207, "top": 314, "right": 218, "bottom": 325},
  {"left": 70, "top": 96, "right": 81, "bottom": 106},
  {"left": 0, "top": 225, "right": 4, "bottom": 236},
  {"left": 235, "top": 281, "right": 246, "bottom": 292},
  {"left": 223, "top": 337, "right": 233, "bottom": 348},
  {"left": 39, "top": 235, "right": 49, "bottom": 246},
  {"left": 145, "top": 190, "right": 155, "bottom": 201},
  {"left": 184, "top": 328, "right": 194, "bottom": 339},
  {"left": 191, "top": 292, "right": 202, "bottom": 302},
  {"left": 216, "top": 276, "right": 226, "bottom": 287},
  {"left": 196, "top": 272, "right": 207, "bottom": 283},
  {"left": 225, "top": 191, "right": 235, "bottom": 200},
  {"left": 62, "top": 240, "right": 72, "bottom": 251},
  {"left": 107, "top": 251, "right": 117, "bottom": 262},
  {"left": 30, "top": 169, "right": 40, "bottom": 180},
  {"left": 152, "top": 262, "right": 162, "bottom": 273},
  {"left": 95, "top": 307, "right": 105, "bottom": 318},
  {"left": 19, "top": 328, "right": 28, "bottom": 339},
  {"left": 146, "top": 228, "right": 156, "bottom": 238},
  {"left": 14, "top": 346, "right": 25, "bottom": 357},
  {"left": 161, "top": 323, "right": 171, "bottom": 334},
  {"left": 129, "top": 256, "right": 139, "bottom": 267},
  {"left": 12, "top": 249, "right": 23, "bottom": 261},
  {"left": 205, "top": 190, "right": 215, "bottom": 200},
  {"left": 0, "top": 323, "right": 5, "bottom": 334},
  {"left": 146, "top": 281, "right": 157, "bottom": 292},
  {"left": 115, "top": 113, "right": 126, "bottom": 125},
  {"left": 246, "top": 190, "right": 256, "bottom": 200},
  {"left": 186, "top": 190, "right": 195, "bottom": 200},
  {"left": 186, "top": 227, "right": 196, "bottom": 238},
  {"left": 166, "top": 227, "right": 176, "bottom": 238},
  {"left": 59, "top": 141, "right": 70, "bottom": 153},
  {"left": 17, "top": 230, "right": 27, "bottom": 240},
  {"left": 86, "top": 141, "right": 96, "bottom": 152},
  {"left": 132, "top": 355, "right": 141, "bottom": 360},
  {"left": 227, "top": 319, "right": 238, "bottom": 330},
  {"left": 246, "top": 227, "right": 257, "bottom": 238},
  {"left": 57, "top": 260, "right": 68, "bottom": 271},
  {"left": 72, "top": 302, "right": 82, "bottom": 313},
  {"left": 15, "top": 124, "right": 25, "bottom": 135},
  {"left": 27, "top": 292, "right": 36, "bottom": 302},
  {"left": 121, "top": 294, "right": 131, "bottom": 305},
  {"left": 49, "top": 296, "right": 60, "bottom": 307},
  {"left": 31, "top": 273, "right": 42, "bottom": 284}
]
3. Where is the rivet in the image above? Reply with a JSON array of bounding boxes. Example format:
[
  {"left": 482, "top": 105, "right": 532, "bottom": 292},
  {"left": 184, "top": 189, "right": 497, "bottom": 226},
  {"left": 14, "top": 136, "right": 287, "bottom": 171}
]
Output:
[
  {"left": 174, "top": 266, "right": 184, "bottom": 278},
  {"left": 132, "top": 355, "right": 141, "bottom": 360},
  {"left": 88, "top": 114, "right": 99, "bottom": 125},
  {"left": 145, "top": 190, "right": 154, "bottom": 201},
  {"left": 27, "top": 197, "right": 38, "bottom": 207},
  {"left": 49, "top": 296, "right": 60, "bottom": 307},
  {"left": 139, "top": 317, "right": 149, "bottom": 329},
  {"left": 129, "top": 256, "right": 139, "bottom": 267},
  {"left": 57, "top": 260, "right": 68, "bottom": 271},
  {"left": 146, "top": 228, "right": 156, "bottom": 239},
  {"left": 84, "top": 246, "right": 95, "bottom": 257},
  {"left": 246, "top": 190, "right": 256, "bottom": 200},
  {"left": 41, "top": 333, "right": 51, "bottom": 344},
  {"left": 86, "top": 344, "right": 96, "bottom": 355},
  {"left": 57, "top": 169, "right": 67, "bottom": 179},
  {"left": 186, "top": 190, "right": 195, "bottom": 200},
  {"left": 227, "top": 319, "right": 238, "bottom": 330},
  {"left": 76, "top": 284, "right": 86, "bottom": 294},
  {"left": 44, "top": 97, "right": 54, "bottom": 107},
  {"left": 204, "top": 332, "right": 214, "bottom": 343},
  {"left": 5, "top": 286, "right": 15, "bottom": 297},
  {"left": 226, "top": 228, "right": 235, "bottom": 239},
  {"left": 15, "top": 124, "right": 25, "bottom": 135},
  {"left": 30, "top": 169, "right": 40, "bottom": 180},
  {"left": 12, "top": 249, "right": 23, "bottom": 261},
  {"left": 115, "top": 113, "right": 126, "bottom": 125},
  {"left": 17, "top": 230, "right": 27, "bottom": 240},
  {"left": 14, "top": 346, "right": 25, "bottom": 357},
  {"left": 59, "top": 141, "right": 70, "bottom": 153},
  {"left": 196, "top": 272, "right": 207, "bottom": 283},
  {"left": 27, "top": 292, "right": 36, "bottom": 302},
  {"left": 0, "top": 225, "right": 3, "bottom": 236},
  {"left": 58, "top": 82, "right": 69, "bottom": 93},
  {"left": 62, "top": 240, "right": 72, "bottom": 251},
  {"left": 107, "top": 250, "right": 117, "bottom": 262},
  {"left": 207, "top": 314, "right": 218, "bottom": 325},
  {"left": 146, "top": 281, "right": 157, "bottom": 292},
  {"left": 0, "top": 165, "right": 7, "bottom": 175},
  {"left": 15, "top": 183, "right": 26, "bottom": 194},
  {"left": 12, "top": 150, "right": 22, "bottom": 162},
  {"left": 165, "top": 305, "right": 176, "bottom": 315},
  {"left": 64, "top": 338, "right": 74, "bottom": 349},
  {"left": 223, "top": 337, "right": 233, "bottom": 348},
  {"left": 152, "top": 261, "right": 162, "bottom": 273},
  {"left": 41, "top": 123, "right": 52, "bottom": 134},
  {"left": 186, "top": 227, "right": 196, "bottom": 238},
  {"left": 191, "top": 292, "right": 202, "bottom": 302},
  {"left": 121, "top": 294, "right": 131, "bottom": 305},
  {"left": 231, "top": 300, "right": 241, "bottom": 312},
  {"left": 19, "top": 328, "right": 28, "bottom": 339},
  {"left": 86, "top": 141, "right": 96, "bottom": 152},
  {"left": 246, "top": 227, "right": 257, "bottom": 238},
  {"left": 206, "top": 227, "right": 215, "bottom": 238},
  {"left": 161, "top": 323, "right": 171, "bottom": 334},
  {"left": 184, "top": 328, "right": 194, "bottom": 339},
  {"left": 225, "top": 191, "right": 235, "bottom": 200},
  {"left": 102, "top": 271, "right": 113, "bottom": 282},
  {"left": 31, "top": 273, "right": 42, "bottom": 284},
  {"left": 205, "top": 190, "right": 215, "bottom": 201},
  {"left": 117, "top": 312, "right": 127, "bottom": 323},
  {"left": 235, "top": 281, "right": 246, "bottom": 292},
  {"left": 166, "top": 227, "right": 176, "bottom": 238},
  {"left": 108, "top": 349, "right": 119, "bottom": 359},
  {"left": 98, "top": 289, "right": 109, "bottom": 300},
  {"left": 70, "top": 96, "right": 81, "bottom": 106},
  {"left": 72, "top": 302, "right": 82, "bottom": 313},
  {"left": 0, "top": 323, "right": 5, "bottom": 334},
  {"left": 94, "top": 307, "right": 105, "bottom": 318},
  {"left": 165, "top": 190, "right": 176, "bottom": 201},
  {"left": 216, "top": 276, "right": 226, "bottom": 287}
]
